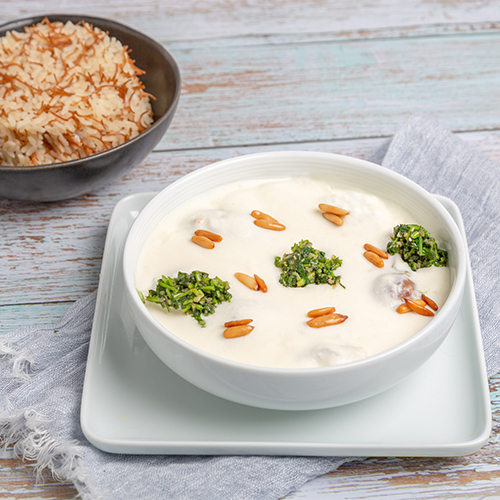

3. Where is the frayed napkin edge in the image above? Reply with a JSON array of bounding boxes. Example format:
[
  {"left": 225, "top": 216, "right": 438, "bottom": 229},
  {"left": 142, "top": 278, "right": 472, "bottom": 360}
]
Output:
[
  {"left": 0, "top": 342, "right": 35, "bottom": 382},
  {"left": 0, "top": 405, "right": 99, "bottom": 500},
  {"left": 0, "top": 297, "right": 100, "bottom": 500}
]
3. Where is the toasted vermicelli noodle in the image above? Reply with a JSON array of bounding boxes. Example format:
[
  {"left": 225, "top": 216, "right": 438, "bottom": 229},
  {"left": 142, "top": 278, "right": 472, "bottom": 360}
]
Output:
[{"left": 0, "top": 18, "right": 154, "bottom": 166}]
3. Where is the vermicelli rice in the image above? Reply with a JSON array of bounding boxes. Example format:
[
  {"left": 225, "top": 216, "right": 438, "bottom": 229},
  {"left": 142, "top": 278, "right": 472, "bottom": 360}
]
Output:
[{"left": 0, "top": 18, "right": 154, "bottom": 166}]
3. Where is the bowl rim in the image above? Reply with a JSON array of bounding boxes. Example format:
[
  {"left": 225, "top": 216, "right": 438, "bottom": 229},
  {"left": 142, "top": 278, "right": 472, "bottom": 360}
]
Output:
[
  {"left": 123, "top": 150, "right": 467, "bottom": 377},
  {"left": 0, "top": 13, "right": 181, "bottom": 172}
]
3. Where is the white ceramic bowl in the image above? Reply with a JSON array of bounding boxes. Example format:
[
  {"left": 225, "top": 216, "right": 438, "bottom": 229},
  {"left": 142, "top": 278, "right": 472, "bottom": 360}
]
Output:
[{"left": 122, "top": 151, "right": 467, "bottom": 410}]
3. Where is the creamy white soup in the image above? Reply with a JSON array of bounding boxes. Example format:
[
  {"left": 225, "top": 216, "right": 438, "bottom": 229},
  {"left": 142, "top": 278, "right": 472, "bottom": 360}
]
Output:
[{"left": 135, "top": 178, "right": 451, "bottom": 369}]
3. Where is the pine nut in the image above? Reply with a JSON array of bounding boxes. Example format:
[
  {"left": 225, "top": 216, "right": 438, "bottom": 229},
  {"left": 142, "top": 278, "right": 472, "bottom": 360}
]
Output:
[
  {"left": 191, "top": 234, "right": 215, "bottom": 249},
  {"left": 251, "top": 210, "right": 279, "bottom": 223},
  {"left": 224, "top": 319, "right": 253, "bottom": 327},
  {"left": 422, "top": 294, "right": 438, "bottom": 311},
  {"left": 254, "top": 274, "right": 268, "bottom": 293},
  {"left": 223, "top": 324, "right": 254, "bottom": 339},
  {"left": 318, "top": 203, "right": 350, "bottom": 216},
  {"left": 363, "top": 243, "right": 388, "bottom": 259},
  {"left": 307, "top": 313, "right": 348, "bottom": 328},
  {"left": 307, "top": 306, "right": 336, "bottom": 318},
  {"left": 364, "top": 251, "right": 384, "bottom": 268},
  {"left": 194, "top": 229, "right": 223, "bottom": 242},
  {"left": 253, "top": 218, "right": 286, "bottom": 231},
  {"left": 405, "top": 299, "right": 435, "bottom": 317},
  {"left": 322, "top": 212, "right": 343, "bottom": 226},
  {"left": 234, "top": 272, "right": 259, "bottom": 290},
  {"left": 396, "top": 303, "right": 412, "bottom": 314}
]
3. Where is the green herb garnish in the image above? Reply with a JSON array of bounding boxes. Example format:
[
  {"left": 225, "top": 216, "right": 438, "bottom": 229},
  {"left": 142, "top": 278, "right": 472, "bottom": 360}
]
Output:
[
  {"left": 143, "top": 271, "right": 232, "bottom": 326},
  {"left": 386, "top": 224, "right": 448, "bottom": 272},
  {"left": 274, "top": 239, "right": 343, "bottom": 288}
]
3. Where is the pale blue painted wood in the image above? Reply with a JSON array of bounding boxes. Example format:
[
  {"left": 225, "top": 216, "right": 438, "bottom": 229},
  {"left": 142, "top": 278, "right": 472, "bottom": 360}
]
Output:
[
  {"left": 0, "top": 303, "right": 73, "bottom": 336},
  {"left": 2, "top": 0, "right": 499, "bottom": 47},
  {"left": 156, "top": 33, "right": 500, "bottom": 151}
]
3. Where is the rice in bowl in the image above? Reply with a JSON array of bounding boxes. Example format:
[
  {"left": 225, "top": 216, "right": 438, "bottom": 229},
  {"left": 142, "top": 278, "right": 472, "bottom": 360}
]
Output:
[{"left": 0, "top": 17, "right": 154, "bottom": 166}]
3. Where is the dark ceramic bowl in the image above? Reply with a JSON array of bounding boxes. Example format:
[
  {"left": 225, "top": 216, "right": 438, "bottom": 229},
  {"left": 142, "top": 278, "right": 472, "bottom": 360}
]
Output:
[{"left": 0, "top": 14, "right": 181, "bottom": 202}]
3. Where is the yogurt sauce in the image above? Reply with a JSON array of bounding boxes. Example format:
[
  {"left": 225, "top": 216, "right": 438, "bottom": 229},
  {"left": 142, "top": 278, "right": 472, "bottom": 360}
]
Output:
[{"left": 135, "top": 177, "right": 451, "bottom": 369}]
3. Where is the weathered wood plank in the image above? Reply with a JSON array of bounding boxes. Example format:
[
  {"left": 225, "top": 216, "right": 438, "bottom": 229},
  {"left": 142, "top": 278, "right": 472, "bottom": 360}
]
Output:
[
  {"left": 1, "top": 0, "right": 499, "bottom": 45},
  {"left": 1, "top": 130, "right": 499, "bottom": 309},
  {"left": 157, "top": 33, "right": 500, "bottom": 151},
  {"left": 0, "top": 4, "right": 499, "bottom": 153},
  {"left": 0, "top": 451, "right": 78, "bottom": 499},
  {"left": 0, "top": 303, "right": 73, "bottom": 335}
]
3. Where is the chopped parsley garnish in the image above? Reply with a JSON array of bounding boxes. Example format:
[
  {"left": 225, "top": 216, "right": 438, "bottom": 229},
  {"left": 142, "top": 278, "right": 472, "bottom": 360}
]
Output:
[
  {"left": 274, "top": 239, "right": 343, "bottom": 288},
  {"left": 141, "top": 271, "right": 231, "bottom": 326},
  {"left": 386, "top": 224, "right": 448, "bottom": 272}
]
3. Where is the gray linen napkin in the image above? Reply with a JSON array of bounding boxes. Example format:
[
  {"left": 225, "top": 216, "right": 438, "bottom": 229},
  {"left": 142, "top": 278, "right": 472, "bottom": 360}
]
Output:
[{"left": 1, "top": 112, "right": 499, "bottom": 499}]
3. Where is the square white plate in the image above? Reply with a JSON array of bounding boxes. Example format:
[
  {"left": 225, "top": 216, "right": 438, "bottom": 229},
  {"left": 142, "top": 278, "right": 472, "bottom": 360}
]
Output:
[{"left": 80, "top": 192, "right": 491, "bottom": 456}]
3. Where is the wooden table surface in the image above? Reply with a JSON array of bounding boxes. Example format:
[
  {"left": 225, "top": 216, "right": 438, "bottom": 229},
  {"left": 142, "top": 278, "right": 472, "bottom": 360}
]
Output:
[{"left": 2, "top": 0, "right": 500, "bottom": 498}]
